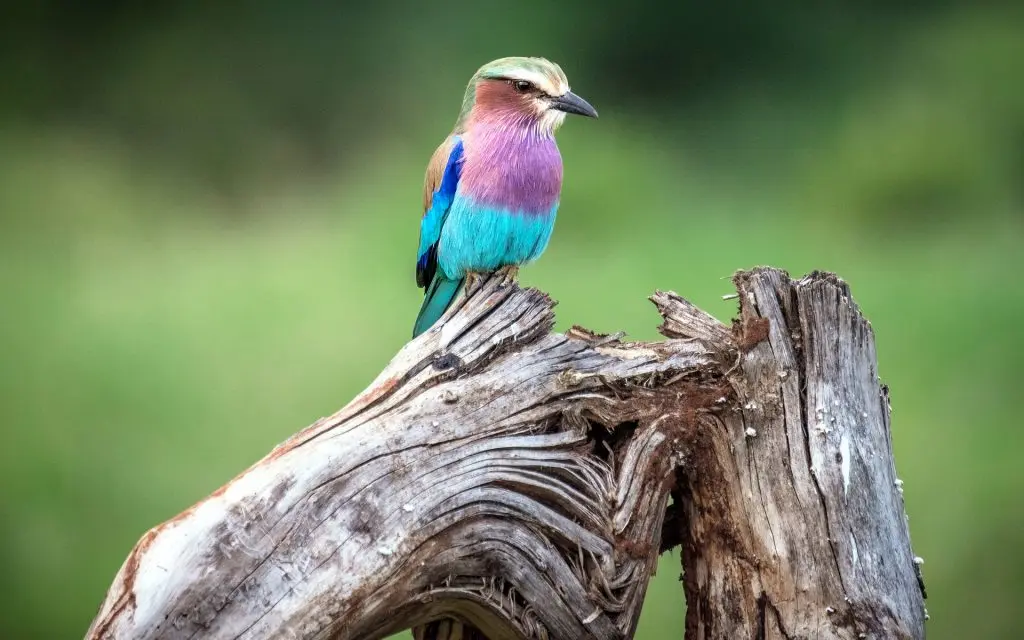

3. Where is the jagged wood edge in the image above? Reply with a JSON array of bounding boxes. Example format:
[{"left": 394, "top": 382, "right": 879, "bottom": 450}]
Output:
[
  {"left": 672, "top": 267, "right": 926, "bottom": 639},
  {"left": 86, "top": 273, "right": 728, "bottom": 640},
  {"left": 86, "top": 267, "right": 927, "bottom": 640}
]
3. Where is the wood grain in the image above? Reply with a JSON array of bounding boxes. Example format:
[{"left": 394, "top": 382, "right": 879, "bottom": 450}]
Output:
[{"left": 86, "top": 268, "right": 926, "bottom": 640}]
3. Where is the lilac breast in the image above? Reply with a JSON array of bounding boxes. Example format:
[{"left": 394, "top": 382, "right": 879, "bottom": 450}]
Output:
[{"left": 459, "top": 123, "right": 564, "bottom": 217}]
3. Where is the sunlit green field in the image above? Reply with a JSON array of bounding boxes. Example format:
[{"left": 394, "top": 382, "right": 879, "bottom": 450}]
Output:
[{"left": 2, "top": 7, "right": 1023, "bottom": 639}]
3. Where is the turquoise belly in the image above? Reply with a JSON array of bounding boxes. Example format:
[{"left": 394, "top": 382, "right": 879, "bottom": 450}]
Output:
[{"left": 438, "top": 198, "right": 558, "bottom": 278}]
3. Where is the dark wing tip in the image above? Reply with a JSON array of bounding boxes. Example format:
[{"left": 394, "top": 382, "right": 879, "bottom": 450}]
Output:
[{"left": 416, "top": 246, "right": 437, "bottom": 289}]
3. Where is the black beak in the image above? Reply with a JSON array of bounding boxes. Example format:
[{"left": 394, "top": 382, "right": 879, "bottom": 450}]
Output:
[{"left": 549, "top": 91, "right": 599, "bottom": 118}]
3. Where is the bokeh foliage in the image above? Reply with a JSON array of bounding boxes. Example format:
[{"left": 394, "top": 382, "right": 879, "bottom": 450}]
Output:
[{"left": 1, "top": 2, "right": 1022, "bottom": 638}]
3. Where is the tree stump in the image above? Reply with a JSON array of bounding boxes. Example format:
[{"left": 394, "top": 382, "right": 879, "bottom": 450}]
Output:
[{"left": 85, "top": 267, "right": 926, "bottom": 640}]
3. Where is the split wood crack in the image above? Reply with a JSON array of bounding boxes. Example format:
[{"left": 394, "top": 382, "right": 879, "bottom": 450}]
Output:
[{"left": 86, "top": 266, "right": 927, "bottom": 640}]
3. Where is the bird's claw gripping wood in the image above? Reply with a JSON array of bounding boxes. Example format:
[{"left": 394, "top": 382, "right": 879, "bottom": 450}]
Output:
[
  {"left": 463, "top": 266, "right": 519, "bottom": 302},
  {"left": 496, "top": 265, "right": 519, "bottom": 287},
  {"left": 464, "top": 271, "right": 482, "bottom": 295}
]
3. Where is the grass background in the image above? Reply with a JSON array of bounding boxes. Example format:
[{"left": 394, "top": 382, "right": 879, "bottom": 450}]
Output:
[{"left": 1, "top": 3, "right": 1022, "bottom": 638}]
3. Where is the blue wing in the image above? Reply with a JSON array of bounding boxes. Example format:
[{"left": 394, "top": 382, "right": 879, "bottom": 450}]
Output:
[{"left": 416, "top": 135, "right": 464, "bottom": 289}]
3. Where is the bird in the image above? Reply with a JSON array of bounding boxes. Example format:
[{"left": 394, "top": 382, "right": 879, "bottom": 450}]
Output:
[{"left": 412, "top": 56, "right": 598, "bottom": 338}]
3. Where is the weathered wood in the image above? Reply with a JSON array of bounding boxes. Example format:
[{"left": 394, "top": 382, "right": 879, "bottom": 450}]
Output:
[
  {"left": 668, "top": 269, "right": 926, "bottom": 639},
  {"left": 86, "top": 267, "right": 926, "bottom": 640}
]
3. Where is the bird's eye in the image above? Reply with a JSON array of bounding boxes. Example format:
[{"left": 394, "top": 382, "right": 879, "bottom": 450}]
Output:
[{"left": 511, "top": 80, "right": 534, "bottom": 93}]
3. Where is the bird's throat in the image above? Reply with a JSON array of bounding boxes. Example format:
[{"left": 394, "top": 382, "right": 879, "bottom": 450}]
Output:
[{"left": 460, "top": 118, "right": 563, "bottom": 217}]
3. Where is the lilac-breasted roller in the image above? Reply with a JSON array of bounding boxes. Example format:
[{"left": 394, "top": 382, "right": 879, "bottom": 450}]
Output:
[{"left": 413, "top": 56, "right": 598, "bottom": 337}]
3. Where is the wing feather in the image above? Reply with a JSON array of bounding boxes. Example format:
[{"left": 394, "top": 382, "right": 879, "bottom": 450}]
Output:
[{"left": 416, "top": 134, "right": 464, "bottom": 289}]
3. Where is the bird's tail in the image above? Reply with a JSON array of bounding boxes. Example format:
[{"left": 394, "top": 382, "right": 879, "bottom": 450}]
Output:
[{"left": 413, "top": 274, "right": 464, "bottom": 338}]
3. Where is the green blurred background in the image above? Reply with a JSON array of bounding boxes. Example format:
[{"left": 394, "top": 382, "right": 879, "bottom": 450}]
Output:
[{"left": 1, "top": 1, "right": 1022, "bottom": 638}]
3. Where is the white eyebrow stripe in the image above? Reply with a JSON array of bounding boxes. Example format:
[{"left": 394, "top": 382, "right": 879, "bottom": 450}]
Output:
[{"left": 502, "top": 68, "right": 569, "bottom": 96}]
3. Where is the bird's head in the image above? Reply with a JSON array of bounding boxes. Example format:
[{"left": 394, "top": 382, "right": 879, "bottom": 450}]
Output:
[{"left": 455, "top": 56, "right": 598, "bottom": 135}]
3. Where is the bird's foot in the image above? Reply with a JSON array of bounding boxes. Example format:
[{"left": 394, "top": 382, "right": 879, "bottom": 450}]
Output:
[
  {"left": 464, "top": 272, "right": 482, "bottom": 296},
  {"left": 496, "top": 265, "right": 520, "bottom": 288}
]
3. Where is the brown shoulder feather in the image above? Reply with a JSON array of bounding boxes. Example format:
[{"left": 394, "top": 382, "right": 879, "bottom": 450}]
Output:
[{"left": 422, "top": 135, "right": 456, "bottom": 215}]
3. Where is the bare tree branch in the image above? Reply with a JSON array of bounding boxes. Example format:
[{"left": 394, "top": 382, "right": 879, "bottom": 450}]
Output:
[
  {"left": 86, "top": 267, "right": 926, "bottom": 640},
  {"left": 670, "top": 269, "right": 926, "bottom": 639}
]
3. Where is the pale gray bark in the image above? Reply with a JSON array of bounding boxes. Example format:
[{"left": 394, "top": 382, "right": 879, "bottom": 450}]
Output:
[
  {"left": 668, "top": 269, "right": 927, "bottom": 639},
  {"left": 86, "top": 267, "right": 926, "bottom": 640}
]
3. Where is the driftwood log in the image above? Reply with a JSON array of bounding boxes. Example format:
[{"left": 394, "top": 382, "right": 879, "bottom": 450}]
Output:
[{"left": 86, "top": 267, "right": 927, "bottom": 640}]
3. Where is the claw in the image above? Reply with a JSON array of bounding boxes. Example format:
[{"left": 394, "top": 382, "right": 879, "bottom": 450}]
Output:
[
  {"left": 497, "top": 265, "right": 520, "bottom": 287},
  {"left": 464, "top": 272, "right": 482, "bottom": 296}
]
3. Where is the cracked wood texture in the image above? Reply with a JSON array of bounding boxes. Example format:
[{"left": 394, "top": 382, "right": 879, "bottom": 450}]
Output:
[
  {"left": 666, "top": 270, "right": 926, "bottom": 639},
  {"left": 85, "top": 267, "right": 926, "bottom": 640}
]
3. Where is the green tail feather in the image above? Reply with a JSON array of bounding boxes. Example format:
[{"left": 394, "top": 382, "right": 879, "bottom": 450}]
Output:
[{"left": 413, "top": 275, "right": 464, "bottom": 338}]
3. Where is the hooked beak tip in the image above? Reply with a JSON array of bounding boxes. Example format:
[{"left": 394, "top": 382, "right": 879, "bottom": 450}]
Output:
[{"left": 550, "top": 91, "right": 599, "bottom": 119}]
